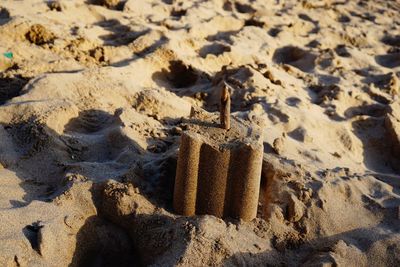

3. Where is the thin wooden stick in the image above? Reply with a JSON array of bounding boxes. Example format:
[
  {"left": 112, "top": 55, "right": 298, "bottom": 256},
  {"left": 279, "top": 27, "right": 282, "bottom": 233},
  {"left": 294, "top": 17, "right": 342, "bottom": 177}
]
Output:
[{"left": 220, "top": 81, "right": 231, "bottom": 130}]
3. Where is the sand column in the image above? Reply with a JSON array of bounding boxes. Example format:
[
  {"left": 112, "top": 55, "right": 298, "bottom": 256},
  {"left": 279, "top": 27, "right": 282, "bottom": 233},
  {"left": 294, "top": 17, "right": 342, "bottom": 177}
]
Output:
[
  {"left": 196, "top": 143, "right": 230, "bottom": 218},
  {"left": 227, "top": 143, "right": 263, "bottom": 220},
  {"left": 173, "top": 132, "right": 202, "bottom": 216}
]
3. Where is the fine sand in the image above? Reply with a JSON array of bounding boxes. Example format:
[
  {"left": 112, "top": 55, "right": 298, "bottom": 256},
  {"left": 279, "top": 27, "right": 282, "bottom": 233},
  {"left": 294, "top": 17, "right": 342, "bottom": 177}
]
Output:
[{"left": 0, "top": 0, "right": 400, "bottom": 266}]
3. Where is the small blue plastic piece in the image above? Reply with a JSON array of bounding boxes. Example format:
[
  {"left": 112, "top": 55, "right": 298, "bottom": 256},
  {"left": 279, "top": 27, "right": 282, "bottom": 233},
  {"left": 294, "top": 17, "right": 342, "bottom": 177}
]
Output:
[{"left": 3, "top": 52, "right": 13, "bottom": 59}]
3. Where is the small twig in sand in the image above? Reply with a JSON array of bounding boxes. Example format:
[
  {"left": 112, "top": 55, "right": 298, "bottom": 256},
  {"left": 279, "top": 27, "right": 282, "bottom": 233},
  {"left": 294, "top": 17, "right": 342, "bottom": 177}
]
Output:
[{"left": 220, "top": 81, "right": 231, "bottom": 130}]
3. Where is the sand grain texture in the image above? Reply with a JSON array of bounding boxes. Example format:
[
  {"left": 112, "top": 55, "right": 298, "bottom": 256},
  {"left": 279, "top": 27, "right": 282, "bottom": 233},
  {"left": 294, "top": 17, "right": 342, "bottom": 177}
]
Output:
[{"left": 0, "top": 0, "right": 400, "bottom": 266}]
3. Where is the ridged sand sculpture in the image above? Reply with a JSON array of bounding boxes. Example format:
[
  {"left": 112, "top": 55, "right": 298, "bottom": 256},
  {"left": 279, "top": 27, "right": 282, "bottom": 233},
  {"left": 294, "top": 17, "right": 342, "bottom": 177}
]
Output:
[{"left": 173, "top": 82, "right": 263, "bottom": 221}]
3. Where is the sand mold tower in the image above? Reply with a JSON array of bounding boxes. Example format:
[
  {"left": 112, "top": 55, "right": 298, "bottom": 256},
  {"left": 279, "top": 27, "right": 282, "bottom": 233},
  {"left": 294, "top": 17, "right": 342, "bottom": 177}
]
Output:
[{"left": 173, "top": 107, "right": 263, "bottom": 221}]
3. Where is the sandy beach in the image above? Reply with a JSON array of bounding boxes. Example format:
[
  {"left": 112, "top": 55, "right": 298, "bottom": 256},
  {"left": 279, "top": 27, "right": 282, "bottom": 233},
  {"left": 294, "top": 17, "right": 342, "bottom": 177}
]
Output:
[{"left": 0, "top": 0, "right": 400, "bottom": 266}]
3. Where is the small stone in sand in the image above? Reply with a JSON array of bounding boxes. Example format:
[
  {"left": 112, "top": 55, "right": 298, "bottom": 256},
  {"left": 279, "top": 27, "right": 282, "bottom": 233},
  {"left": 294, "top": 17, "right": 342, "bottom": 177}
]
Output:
[
  {"left": 273, "top": 137, "right": 285, "bottom": 155},
  {"left": 287, "top": 194, "right": 304, "bottom": 222}
]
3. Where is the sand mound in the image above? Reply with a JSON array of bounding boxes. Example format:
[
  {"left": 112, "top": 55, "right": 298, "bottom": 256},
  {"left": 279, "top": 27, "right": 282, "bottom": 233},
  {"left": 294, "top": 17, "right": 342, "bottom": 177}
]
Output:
[{"left": 0, "top": 0, "right": 400, "bottom": 266}]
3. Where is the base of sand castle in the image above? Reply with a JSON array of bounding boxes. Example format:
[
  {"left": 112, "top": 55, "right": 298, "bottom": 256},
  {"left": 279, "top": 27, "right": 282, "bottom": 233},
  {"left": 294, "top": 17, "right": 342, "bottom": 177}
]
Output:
[{"left": 173, "top": 108, "right": 263, "bottom": 221}]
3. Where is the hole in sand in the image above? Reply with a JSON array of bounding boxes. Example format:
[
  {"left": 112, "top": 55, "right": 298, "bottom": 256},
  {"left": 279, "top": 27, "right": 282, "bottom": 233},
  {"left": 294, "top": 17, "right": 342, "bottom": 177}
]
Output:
[
  {"left": 268, "top": 27, "right": 281, "bottom": 37},
  {"left": 234, "top": 2, "right": 256, "bottom": 13},
  {"left": 0, "top": 76, "right": 29, "bottom": 105},
  {"left": 382, "top": 35, "right": 400, "bottom": 47},
  {"left": 337, "top": 14, "right": 351, "bottom": 23},
  {"left": 206, "top": 30, "right": 239, "bottom": 44},
  {"left": 375, "top": 53, "right": 400, "bottom": 68},
  {"left": 154, "top": 60, "right": 199, "bottom": 88},
  {"left": 306, "top": 40, "right": 321, "bottom": 48},
  {"left": 0, "top": 7, "right": 10, "bottom": 25},
  {"left": 335, "top": 44, "right": 351, "bottom": 57},
  {"left": 273, "top": 46, "right": 317, "bottom": 72},
  {"left": 199, "top": 43, "right": 231, "bottom": 58},
  {"left": 298, "top": 13, "right": 316, "bottom": 23},
  {"left": 223, "top": 1, "right": 233, "bottom": 11},
  {"left": 286, "top": 97, "right": 302, "bottom": 107},
  {"left": 309, "top": 84, "right": 342, "bottom": 104},
  {"left": 171, "top": 8, "right": 187, "bottom": 18},
  {"left": 244, "top": 18, "right": 265, "bottom": 28}
]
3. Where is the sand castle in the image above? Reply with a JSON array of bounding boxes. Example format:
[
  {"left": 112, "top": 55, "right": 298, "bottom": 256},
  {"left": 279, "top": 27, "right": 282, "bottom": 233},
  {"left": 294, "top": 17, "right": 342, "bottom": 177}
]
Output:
[{"left": 173, "top": 82, "right": 263, "bottom": 221}]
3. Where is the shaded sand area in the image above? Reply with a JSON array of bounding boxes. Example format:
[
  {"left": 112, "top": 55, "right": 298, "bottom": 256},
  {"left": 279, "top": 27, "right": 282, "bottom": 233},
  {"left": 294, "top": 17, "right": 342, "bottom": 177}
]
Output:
[{"left": 0, "top": 0, "right": 400, "bottom": 266}]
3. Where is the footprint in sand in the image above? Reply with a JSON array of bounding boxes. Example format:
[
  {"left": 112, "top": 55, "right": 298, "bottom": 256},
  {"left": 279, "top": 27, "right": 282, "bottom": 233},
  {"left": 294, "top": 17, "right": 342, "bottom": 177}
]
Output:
[
  {"left": 273, "top": 46, "right": 317, "bottom": 72},
  {"left": 375, "top": 52, "right": 400, "bottom": 68}
]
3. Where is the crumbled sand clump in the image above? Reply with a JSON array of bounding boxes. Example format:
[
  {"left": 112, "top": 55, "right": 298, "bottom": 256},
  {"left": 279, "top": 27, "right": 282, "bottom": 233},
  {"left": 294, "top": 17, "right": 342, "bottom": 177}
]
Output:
[{"left": 25, "top": 24, "right": 55, "bottom": 45}]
